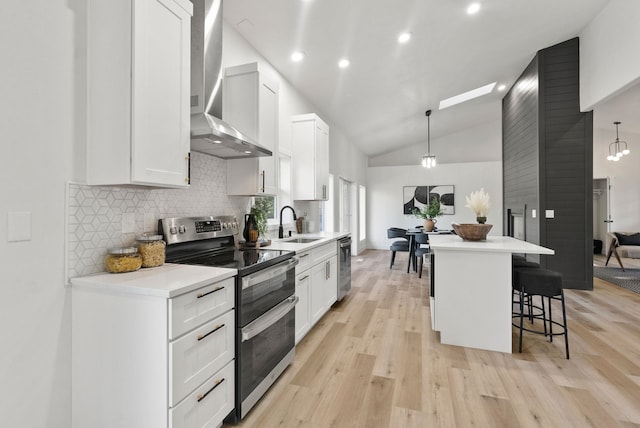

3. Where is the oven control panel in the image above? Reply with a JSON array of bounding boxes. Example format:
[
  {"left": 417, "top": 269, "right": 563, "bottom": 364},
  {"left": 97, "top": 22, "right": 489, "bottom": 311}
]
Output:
[
  {"left": 159, "top": 216, "right": 239, "bottom": 245},
  {"left": 195, "top": 220, "right": 222, "bottom": 233}
]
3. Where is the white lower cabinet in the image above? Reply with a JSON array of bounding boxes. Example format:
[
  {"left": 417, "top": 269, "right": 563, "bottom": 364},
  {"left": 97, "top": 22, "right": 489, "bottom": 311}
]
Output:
[
  {"left": 170, "top": 361, "right": 235, "bottom": 428},
  {"left": 295, "top": 269, "right": 311, "bottom": 344},
  {"left": 71, "top": 269, "right": 235, "bottom": 428},
  {"left": 295, "top": 242, "right": 338, "bottom": 342}
]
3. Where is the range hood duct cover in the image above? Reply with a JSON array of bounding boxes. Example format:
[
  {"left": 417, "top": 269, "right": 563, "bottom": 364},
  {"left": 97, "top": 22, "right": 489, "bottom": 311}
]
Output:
[{"left": 190, "top": 0, "right": 271, "bottom": 158}]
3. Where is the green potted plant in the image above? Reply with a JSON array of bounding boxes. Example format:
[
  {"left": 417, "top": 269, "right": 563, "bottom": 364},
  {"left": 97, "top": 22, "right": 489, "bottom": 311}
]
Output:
[
  {"left": 412, "top": 199, "right": 443, "bottom": 232},
  {"left": 250, "top": 197, "right": 273, "bottom": 240}
]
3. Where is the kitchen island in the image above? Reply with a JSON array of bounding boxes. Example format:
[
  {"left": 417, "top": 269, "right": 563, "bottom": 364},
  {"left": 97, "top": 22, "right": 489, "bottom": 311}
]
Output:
[{"left": 428, "top": 234, "right": 554, "bottom": 353}]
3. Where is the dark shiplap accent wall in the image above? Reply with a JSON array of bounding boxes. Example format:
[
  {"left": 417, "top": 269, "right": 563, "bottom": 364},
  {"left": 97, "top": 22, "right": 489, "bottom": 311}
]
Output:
[
  {"left": 503, "top": 38, "right": 593, "bottom": 290},
  {"left": 503, "top": 57, "right": 540, "bottom": 247}
]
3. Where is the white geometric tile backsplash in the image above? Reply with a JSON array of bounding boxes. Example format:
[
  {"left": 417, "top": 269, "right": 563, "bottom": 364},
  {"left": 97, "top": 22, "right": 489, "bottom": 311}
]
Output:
[{"left": 67, "top": 153, "right": 250, "bottom": 280}]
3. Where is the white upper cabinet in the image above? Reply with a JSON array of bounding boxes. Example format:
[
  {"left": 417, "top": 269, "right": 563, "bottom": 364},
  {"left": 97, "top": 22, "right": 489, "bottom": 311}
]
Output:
[
  {"left": 86, "top": 0, "right": 192, "bottom": 188},
  {"left": 224, "top": 63, "right": 280, "bottom": 196},
  {"left": 292, "top": 114, "right": 330, "bottom": 200}
]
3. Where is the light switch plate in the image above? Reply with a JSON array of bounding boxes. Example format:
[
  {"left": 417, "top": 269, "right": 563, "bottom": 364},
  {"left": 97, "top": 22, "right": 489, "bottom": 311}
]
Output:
[
  {"left": 143, "top": 213, "right": 156, "bottom": 233},
  {"left": 8, "top": 211, "right": 32, "bottom": 242},
  {"left": 121, "top": 212, "right": 136, "bottom": 234},
  {"left": 532, "top": 209, "right": 537, "bottom": 218},
  {"left": 545, "top": 210, "right": 555, "bottom": 218}
]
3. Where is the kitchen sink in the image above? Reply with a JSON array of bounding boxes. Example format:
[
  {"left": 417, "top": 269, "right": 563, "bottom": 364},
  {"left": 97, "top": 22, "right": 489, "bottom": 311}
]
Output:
[{"left": 282, "top": 237, "right": 322, "bottom": 244}]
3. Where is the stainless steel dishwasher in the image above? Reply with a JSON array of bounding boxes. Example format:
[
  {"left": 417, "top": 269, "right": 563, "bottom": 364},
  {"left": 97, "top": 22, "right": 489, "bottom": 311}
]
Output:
[{"left": 337, "top": 236, "right": 352, "bottom": 301}]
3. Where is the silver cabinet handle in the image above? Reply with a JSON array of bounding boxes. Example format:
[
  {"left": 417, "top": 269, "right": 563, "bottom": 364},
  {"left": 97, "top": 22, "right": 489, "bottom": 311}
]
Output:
[
  {"left": 242, "top": 257, "right": 299, "bottom": 289},
  {"left": 241, "top": 296, "right": 298, "bottom": 342}
]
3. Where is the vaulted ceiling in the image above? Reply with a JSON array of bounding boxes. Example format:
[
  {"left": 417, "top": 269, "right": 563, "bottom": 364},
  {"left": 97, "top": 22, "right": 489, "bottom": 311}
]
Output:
[{"left": 224, "top": 0, "right": 628, "bottom": 159}]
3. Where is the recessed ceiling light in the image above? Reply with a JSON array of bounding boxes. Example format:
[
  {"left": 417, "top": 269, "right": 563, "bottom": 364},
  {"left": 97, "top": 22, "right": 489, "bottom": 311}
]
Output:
[
  {"left": 439, "top": 82, "right": 496, "bottom": 110},
  {"left": 497, "top": 84, "right": 506, "bottom": 91},
  {"left": 398, "top": 32, "right": 411, "bottom": 44},
  {"left": 291, "top": 51, "right": 306, "bottom": 62},
  {"left": 338, "top": 59, "right": 350, "bottom": 68},
  {"left": 467, "top": 2, "right": 481, "bottom": 14}
]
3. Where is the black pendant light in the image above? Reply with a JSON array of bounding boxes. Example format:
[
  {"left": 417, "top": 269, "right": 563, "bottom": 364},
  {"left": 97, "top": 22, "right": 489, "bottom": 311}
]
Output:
[
  {"left": 607, "top": 121, "right": 630, "bottom": 162},
  {"left": 421, "top": 110, "right": 436, "bottom": 168}
]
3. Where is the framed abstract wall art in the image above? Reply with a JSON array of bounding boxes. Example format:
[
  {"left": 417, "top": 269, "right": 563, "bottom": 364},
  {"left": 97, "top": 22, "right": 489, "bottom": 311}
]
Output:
[{"left": 403, "top": 185, "right": 455, "bottom": 215}]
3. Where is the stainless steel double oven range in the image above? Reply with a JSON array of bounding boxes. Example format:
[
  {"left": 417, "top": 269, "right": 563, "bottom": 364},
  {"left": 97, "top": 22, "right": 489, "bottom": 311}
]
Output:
[{"left": 160, "top": 216, "right": 299, "bottom": 422}]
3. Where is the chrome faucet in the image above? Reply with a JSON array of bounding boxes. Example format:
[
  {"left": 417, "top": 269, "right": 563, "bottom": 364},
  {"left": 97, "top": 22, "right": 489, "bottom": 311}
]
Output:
[{"left": 278, "top": 205, "right": 297, "bottom": 238}]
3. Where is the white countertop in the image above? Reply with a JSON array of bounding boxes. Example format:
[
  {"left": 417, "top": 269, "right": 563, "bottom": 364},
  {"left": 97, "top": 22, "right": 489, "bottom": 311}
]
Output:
[
  {"left": 71, "top": 263, "right": 237, "bottom": 298},
  {"left": 264, "top": 232, "right": 351, "bottom": 252},
  {"left": 428, "top": 234, "right": 554, "bottom": 255}
]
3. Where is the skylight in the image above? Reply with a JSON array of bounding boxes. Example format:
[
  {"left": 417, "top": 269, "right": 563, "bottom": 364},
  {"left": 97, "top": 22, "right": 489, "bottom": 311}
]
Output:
[{"left": 439, "top": 82, "right": 496, "bottom": 110}]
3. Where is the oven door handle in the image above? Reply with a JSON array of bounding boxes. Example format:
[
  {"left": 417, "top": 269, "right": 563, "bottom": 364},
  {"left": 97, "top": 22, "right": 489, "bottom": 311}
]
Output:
[
  {"left": 242, "top": 257, "right": 299, "bottom": 290},
  {"left": 241, "top": 295, "right": 299, "bottom": 342}
]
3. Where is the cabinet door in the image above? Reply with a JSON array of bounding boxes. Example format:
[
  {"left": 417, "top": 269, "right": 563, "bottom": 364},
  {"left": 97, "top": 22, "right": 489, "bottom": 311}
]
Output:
[
  {"left": 324, "top": 256, "right": 338, "bottom": 308},
  {"left": 225, "top": 64, "right": 279, "bottom": 195},
  {"left": 131, "top": 0, "right": 191, "bottom": 187},
  {"left": 258, "top": 77, "right": 279, "bottom": 194},
  {"left": 295, "top": 271, "right": 311, "bottom": 344},
  {"left": 292, "top": 114, "right": 330, "bottom": 200},
  {"left": 314, "top": 121, "right": 330, "bottom": 200},
  {"left": 310, "top": 262, "right": 327, "bottom": 326}
]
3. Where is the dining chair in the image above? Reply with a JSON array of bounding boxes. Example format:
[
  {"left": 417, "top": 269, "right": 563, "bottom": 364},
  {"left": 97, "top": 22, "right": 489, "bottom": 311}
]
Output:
[
  {"left": 414, "top": 232, "right": 430, "bottom": 278},
  {"left": 387, "top": 227, "right": 410, "bottom": 269}
]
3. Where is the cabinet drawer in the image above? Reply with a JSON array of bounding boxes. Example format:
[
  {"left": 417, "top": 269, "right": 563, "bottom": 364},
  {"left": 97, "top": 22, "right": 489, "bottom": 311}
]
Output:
[
  {"left": 296, "top": 250, "right": 312, "bottom": 272},
  {"left": 169, "top": 277, "right": 235, "bottom": 339},
  {"left": 312, "top": 242, "right": 337, "bottom": 262},
  {"left": 170, "top": 360, "right": 235, "bottom": 428},
  {"left": 169, "top": 310, "right": 235, "bottom": 406}
]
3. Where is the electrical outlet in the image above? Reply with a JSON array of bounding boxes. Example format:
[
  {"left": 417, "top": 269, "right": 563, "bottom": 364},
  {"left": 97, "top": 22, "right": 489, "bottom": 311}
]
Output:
[
  {"left": 545, "top": 210, "right": 555, "bottom": 219},
  {"left": 531, "top": 209, "right": 536, "bottom": 218},
  {"left": 7, "top": 211, "right": 32, "bottom": 242}
]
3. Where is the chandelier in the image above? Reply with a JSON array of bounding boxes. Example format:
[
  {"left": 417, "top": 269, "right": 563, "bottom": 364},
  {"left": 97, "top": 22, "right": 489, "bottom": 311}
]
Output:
[
  {"left": 421, "top": 109, "right": 436, "bottom": 168},
  {"left": 607, "top": 121, "right": 630, "bottom": 162}
]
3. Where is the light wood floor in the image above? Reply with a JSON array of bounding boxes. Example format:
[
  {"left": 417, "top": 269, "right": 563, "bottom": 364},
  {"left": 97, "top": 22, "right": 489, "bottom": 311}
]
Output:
[{"left": 229, "top": 250, "right": 640, "bottom": 428}]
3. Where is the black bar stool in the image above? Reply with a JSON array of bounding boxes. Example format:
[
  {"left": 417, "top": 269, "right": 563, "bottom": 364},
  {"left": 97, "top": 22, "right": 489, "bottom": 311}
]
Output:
[
  {"left": 512, "top": 267, "right": 570, "bottom": 359},
  {"left": 511, "top": 255, "right": 541, "bottom": 321}
]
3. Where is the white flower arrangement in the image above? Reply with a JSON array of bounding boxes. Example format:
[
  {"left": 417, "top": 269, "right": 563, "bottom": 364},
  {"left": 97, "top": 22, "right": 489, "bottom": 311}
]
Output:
[{"left": 465, "top": 188, "right": 490, "bottom": 217}]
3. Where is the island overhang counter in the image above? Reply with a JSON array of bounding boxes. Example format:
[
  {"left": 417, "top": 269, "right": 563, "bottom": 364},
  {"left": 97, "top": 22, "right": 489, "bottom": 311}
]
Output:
[{"left": 428, "top": 234, "right": 554, "bottom": 353}]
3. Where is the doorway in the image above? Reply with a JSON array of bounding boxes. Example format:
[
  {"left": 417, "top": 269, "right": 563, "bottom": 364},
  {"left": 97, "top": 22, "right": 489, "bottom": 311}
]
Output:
[
  {"left": 593, "top": 177, "right": 611, "bottom": 255},
  {"left": 339, "top": 178, "right": 352, "bottom": 234}
]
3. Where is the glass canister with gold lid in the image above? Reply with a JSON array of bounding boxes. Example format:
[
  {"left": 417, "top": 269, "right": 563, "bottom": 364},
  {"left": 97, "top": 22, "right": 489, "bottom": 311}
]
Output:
[
  {"left": 135, "top": 234, "right": 166, "bottom": 268},
  {"left": 105, "top": 247, "right": 143, "bottom": 273}
]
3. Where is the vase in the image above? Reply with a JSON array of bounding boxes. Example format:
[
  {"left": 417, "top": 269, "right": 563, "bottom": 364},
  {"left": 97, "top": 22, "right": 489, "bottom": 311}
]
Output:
[
  {"left": 243, "top": 214, "right": 258, "bottom": 243},
  {"left": 476, "top": 216, "right": 487, "bottom": 224},
  {"left": 424, "top": 218, "right": 436, "bottom": 232}
]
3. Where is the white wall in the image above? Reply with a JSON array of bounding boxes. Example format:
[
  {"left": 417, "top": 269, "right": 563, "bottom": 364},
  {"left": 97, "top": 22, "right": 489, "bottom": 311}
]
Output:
[
  {"left": 0, "top": 1, "right": 77, "bottom": 426},
  {"left": 580, "top": 0, "right": 640, "bottom": 110},
  {"left": 367, "top": 162, "right": 503, "bottom": 250},
  {"left": 593, "top": 127, "right": 640, "bottom": 233},
  {"left": 369, "top": 116, "right": 502, "bottom": 167}
]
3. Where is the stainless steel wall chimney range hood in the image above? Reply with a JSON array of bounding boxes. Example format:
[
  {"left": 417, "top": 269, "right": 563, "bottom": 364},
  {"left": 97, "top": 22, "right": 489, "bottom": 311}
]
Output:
[{"left": 190, "top": 0, "right": 272, "bottom": 158}]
